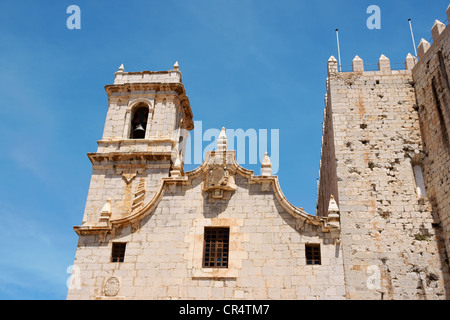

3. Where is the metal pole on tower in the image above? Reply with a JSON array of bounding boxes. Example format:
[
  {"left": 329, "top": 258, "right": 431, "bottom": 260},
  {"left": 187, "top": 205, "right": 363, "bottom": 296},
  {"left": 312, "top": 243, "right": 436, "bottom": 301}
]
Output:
[
  {"left": 408, "top": 19, "right": 418, "bottom": 58},
  {"left": 336, "top": 29, "right": 342, "bottom": 72}
]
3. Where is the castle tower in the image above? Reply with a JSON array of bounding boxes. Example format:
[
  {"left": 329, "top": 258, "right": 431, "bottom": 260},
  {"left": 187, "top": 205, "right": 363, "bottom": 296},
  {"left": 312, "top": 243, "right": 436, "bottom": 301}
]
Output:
[
  {"left": 73, "top": 62, "right": 193, "bottom": 230},
  {"left": 317, "top": 46, "right": 449, "bottom": 297},
  {"left": 412, "top": 11, "right": 450, "bottom": 285}
]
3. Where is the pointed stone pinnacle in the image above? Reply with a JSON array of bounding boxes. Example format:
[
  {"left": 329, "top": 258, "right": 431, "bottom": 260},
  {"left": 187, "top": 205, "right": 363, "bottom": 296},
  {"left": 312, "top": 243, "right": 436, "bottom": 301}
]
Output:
[
  {"left": 352, "top": 55, "right": 364, "bottom": 72},
  {"left": 418, "top": 38, "right": 431, "bottom": 59},
  {"left": 217, "top": 127, "right": 227, "bottom": 151},
  {"left": 101, "top": 198, "right": 112, "bottom": 214},
  {"left": 431, "top": 20, "right": 446, "bottom": 42},
  {"left": 327, "top": 56, "right": 338, "bottom": 75},
  {"left": 170, "top": 152, "right": 182, "bottom": 177},
  {"left": 173, "top": 61, "right": 179, "bottom": 70},
  {"left": 378, "top": 54, "right": 391, "bottom": 73},
  {"left": 405, "top": 53, "right": 417, "bottom": 70},
  {"left": 261, "top": 153, "right": 272, "bottom": 176},
  {"left": 118, "top": 64, "right": 124, "bottom": 72},
  {"left": 327, "top": 195, "right": 340, "bottom": 228},
  {"left": 328, "top": 195, "right": 339, "bottom": 213}
]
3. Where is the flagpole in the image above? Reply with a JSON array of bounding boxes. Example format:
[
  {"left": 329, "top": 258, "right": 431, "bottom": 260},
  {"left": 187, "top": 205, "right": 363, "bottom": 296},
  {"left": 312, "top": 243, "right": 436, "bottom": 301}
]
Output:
[
  {"left": 336, "top": 29, "right": 342, "bottom": 72},
  {"left": 408, "top": 19, "right": 418, "bottom": 58}
]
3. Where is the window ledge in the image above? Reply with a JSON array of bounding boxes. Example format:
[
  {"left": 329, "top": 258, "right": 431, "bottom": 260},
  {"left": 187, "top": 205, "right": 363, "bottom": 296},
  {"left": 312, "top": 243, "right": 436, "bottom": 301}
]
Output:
[{"left": 191, "top": 268, "right": 238, "bottom": 279}]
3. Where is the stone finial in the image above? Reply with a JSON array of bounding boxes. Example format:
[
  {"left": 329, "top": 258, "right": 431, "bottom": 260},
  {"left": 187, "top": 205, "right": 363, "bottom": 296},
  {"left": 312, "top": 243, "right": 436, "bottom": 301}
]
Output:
[
  {"left": 417, "top": 38, "right": 431, "bottom": 59},
  {"left": 173, "top": 61, "right": 179, "bottom": 71},
  {"left": 327, "top": 56, "right": 338, "bottom": 75},
  {"left": 378, "top": 54, "right": 391, "bottom": 73},
  {"left": 327, "top": 195, "right": 340, "bottom": 228},
  {"left": 431, "top": 20, "right": 446, "bottom": 42},
  {"left": 115, "top": 64, "right": 125, "bottom": 76},
  {"left": 217, "top": 127, "right": 227, "bottom": 152},
  {"left": 98, "top": 198, "right": 112, "bottom": 227},
  {"left": 405, "top": 53, "right": 417, "bottom": 70},
  {"left": 170, "top": 152, "right": 182, "bottom": 177},
  {"left": 261, "top": 153, "right": 272, "bottom": 176},
  {"left": 328, "top": 195, "right": 339, "bottom": 213},
  {"left": 352, "top": 55, "right": 364, "bottom": 72}
]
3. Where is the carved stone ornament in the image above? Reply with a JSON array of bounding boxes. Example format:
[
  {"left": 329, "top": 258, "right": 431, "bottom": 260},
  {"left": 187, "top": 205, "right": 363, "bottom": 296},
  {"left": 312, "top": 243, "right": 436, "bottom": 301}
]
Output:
[
  {"left": 103, "top": 276, "right": 121, "bottom": 297},
  {"left": 203, "top": 152, "right": 237, "bottom": 199}
]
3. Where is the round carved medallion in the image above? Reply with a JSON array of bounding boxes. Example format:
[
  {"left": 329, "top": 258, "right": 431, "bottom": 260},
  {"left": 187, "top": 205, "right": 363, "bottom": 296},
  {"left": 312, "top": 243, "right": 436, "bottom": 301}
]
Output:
[{"left": 103, "top": 276, "right": 120, "bottom": 296}]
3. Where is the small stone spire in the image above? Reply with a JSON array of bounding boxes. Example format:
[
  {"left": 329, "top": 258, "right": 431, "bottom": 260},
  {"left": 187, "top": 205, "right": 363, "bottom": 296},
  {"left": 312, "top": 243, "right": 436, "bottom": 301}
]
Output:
[
  {"left": 173, "top": 61, "right": 179, "bottom": 71},
  {"left": 98, "top": 198, "right": 112, "bottom": 227},
  {"left": 405, "top": 53, "right": 417, "bottom": 70},
  {"left": 378, "top": 54, "right": 391, "bottom": 73},
  {"left": 261, "top": 153, "right": 272, "bottom": 176},
  {"left": 431, "top": 20, "right": 446, "bottom": 42},
  {"left": 170, "top": 152, "right": 182, "bottom": 177},
  {"left": 352, "top": 55, "right": 364, "bottom": 72},
  {"left": 327, "top": 56, "right": 338, "bottom": 75},
  {"left": 115, "top": 64, "right": 125, "bottom": 77},
  {"left": 327, "top": 195, "right": 340, "bottom": 228},
  {"left": 417, "top": 38, "right": 431, "bottom": 59},
  {"left": 217, "top": 127, "right": 227, "bottom": 152}
]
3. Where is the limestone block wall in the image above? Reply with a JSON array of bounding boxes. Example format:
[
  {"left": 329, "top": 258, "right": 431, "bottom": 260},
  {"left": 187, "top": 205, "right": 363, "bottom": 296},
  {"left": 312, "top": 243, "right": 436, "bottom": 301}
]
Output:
[
  {"left": 68, "top": 174, "right": 346, "bottom": 300},
  {"left": 321, "top": 55, "right": 449, "bottom": 299},
  {"left": 412, "top": 16, "right": 450, "bottom": 270}
]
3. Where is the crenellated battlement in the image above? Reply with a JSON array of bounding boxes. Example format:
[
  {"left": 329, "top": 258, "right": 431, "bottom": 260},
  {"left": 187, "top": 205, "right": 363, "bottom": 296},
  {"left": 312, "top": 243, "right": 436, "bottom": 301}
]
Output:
[
  {"left": 319, "top": 2, "right": 450, "bottom": 300},
  {"left": 327, "top": 53, "right": 417, "bottom": 77},
  {"left": 328, "top": 4, "right": 449, "bottom": 76},
  {"left": 416, "top": 8, "right": 449, "bottom": 60}
]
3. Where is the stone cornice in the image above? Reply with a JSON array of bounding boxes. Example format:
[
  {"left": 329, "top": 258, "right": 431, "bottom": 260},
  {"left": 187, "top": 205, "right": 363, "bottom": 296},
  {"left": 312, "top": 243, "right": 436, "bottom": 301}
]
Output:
[{"left": 87, "top": 151, "right": 173, "bottom": 164}]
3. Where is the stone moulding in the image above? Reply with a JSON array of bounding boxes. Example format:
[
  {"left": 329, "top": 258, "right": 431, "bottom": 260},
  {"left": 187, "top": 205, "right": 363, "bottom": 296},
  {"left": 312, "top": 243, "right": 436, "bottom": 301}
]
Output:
[
  {"left": 87, "top": 151, "right": 173, "bottom": 164},
  {"left": 74, "top": 150, "right": 339, "bottom": 236}
]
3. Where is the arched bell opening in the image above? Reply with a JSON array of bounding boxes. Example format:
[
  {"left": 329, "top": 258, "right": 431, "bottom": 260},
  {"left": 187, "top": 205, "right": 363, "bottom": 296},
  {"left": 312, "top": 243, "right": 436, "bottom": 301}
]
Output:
[{"left": 130, "top": 104, "right": 149, "bottom": 139}]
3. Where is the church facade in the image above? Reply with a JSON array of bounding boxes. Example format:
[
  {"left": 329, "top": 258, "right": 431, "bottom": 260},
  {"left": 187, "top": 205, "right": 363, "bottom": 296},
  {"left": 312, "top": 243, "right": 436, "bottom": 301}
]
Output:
[{"left": 67, "top": 5, "right": 450, "bottom": 300}]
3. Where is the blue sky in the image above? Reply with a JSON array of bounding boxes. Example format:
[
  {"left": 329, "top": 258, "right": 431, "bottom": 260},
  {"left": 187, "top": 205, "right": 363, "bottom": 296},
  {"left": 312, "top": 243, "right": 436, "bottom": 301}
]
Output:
[{"left": 0, "top": 0, "right": 448, "bottom": 299}]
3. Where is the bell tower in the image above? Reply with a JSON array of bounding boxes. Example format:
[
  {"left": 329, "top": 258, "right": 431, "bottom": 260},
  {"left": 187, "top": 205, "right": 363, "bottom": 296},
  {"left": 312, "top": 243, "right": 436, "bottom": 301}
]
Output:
[{"left": 78, "top": 62, "right": 194, "bottom": 227}]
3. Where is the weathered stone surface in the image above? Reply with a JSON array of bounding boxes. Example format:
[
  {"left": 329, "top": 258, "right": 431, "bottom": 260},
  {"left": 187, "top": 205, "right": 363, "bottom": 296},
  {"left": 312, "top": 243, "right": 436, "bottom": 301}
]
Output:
[
  {"left": 317, "top": 6, "right": 450, "bottom": 299},
  {"left": 68, "top": 5, "right": 450, "bottom": 300}
]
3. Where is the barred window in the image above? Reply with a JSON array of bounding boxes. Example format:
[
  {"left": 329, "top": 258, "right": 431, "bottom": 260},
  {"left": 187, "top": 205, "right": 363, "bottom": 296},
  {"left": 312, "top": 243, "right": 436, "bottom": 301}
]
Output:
[
  {"left": 111, "top": 243, "right": 126, "bottom": 262},
  {"left": 203, "top": 227, "right": 229, "bottom": 268},
  {"left": 305, "top": 244, "right": 321, "bottom": 265}
]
